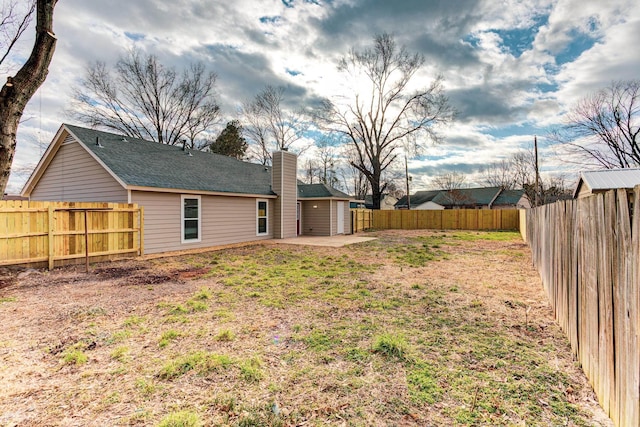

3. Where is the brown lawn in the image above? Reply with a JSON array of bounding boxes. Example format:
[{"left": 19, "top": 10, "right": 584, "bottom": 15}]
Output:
[{"left": 0, "top": 230, "right": 612, "bottom": 426}]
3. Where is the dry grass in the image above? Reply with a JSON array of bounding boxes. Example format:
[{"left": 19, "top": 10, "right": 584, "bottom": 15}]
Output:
[{"left": 0, "top": 230, "right": 611, "bottom": 426}]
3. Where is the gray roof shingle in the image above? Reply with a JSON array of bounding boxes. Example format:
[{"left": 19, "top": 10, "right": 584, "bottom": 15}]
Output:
[
  {"left": 297, "top": 183, "right": 350, "bottom": 199},
  {"left": 66, "top": 124, "right": 275, "bottom": 196},
  {"left": 493, "top": 189, "right": 525, "bottom": 205},
  {"left": 395, "top": 190, "right": 440, "bottom": 209}
]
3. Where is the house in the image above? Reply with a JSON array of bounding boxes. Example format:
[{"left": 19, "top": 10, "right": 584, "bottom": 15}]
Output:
[
  {"left": 21, "top": 124, "right": 352, "bottom": 254},
  {"left": 492, "top": 189, "right": 531, "bottom": 209},
  {"left": 349, "top": 200, "right": 366, "bottom": 209},
  {"left": 573, "top": 168, "right": 640, "bottom": 201},
  {"left": 363, "top": 194, "right": 398, "bottom": 210},
  {"left": 395, "top": 187, "right": 527, "bottom": 210},
  {"left": 394, "top": 190, "right": 443, "bottom": 210}
]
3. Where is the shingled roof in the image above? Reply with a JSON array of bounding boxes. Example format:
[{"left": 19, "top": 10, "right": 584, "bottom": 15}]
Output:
[
  {"left": 493, "top": 189, "right": 525, "bottom": 206},
  {"left": 432, "top": 187, "right": 502, "bottom": 207},
  {"left": 65, "top": 124, "right": 275, "bottom": 196},
  {"left": 395, "top": 190, "right": 440, "bottom": 209},
  {"left": 395, "top": 187, "right": 524, "bottom": 209},
  {"left": 297, "top": 183, "right": 350, "bottom": 199}
]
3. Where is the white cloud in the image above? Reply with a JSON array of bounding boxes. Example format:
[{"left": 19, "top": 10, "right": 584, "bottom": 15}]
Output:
[{"left": 4, "top": 0, "right": 640, "bottom": 194}]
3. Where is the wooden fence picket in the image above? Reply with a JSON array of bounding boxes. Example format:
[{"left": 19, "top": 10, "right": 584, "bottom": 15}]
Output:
[
  {"left": 525, "top": 187, "right": 640, "bottom": 426},
  {"left": 0, "top": 201, "right": 143, "bottom": 269}
]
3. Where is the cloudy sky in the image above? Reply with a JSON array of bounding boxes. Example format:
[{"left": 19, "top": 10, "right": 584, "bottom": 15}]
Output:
[{"left": 3, "top": 0, "right": 639, "bottom": 193}]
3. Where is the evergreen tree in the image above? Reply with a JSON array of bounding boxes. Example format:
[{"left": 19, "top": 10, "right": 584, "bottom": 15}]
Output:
[{"left": 209, "top": 120, "right": 248, "bottom": 160}]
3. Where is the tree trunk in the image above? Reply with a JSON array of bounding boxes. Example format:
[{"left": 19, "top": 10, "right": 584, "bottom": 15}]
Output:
[
  {"left": 0, "top": 0, "right": 57, "bottom": 194},
  {"left": 370, "top": 188, "right": 382, "bottom": 210}
]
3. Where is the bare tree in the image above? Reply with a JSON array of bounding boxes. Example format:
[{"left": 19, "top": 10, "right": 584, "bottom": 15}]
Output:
[
  {"left": 314, "top": 33, "right": 454, "bottom": 209},
  {"left": 430, "top": 171, "right": 466, "bottom": 190},
  {"left": 482, "top": 148, "right": 570, "bottom": 207},
  {"left": 482, "top": 159, "right": 516, "bottom": 189},
  {"left": 339, "top": 161, "right": 370, "bottom": 200},
  {"left": 302, "top": 158, "right": 320, "bottom": 184},
  {"left": 70, "top": 50, "right": 220, "bottom": 148},
  {"left": 551, "top": 80, "right": 640, "bottom": 169},
  {"left": 430, "top": 171, "right": 475, "bottom": 207},
  {"left": 0, "top": 0, "right": 57, "bottom": 194},
  {"left": 241, "top": 85, "right": 308, "bottom": 165},
  {"left": 0, "top": 0, "right": 35, "bottom": 68},
  {"left": 315, "top": 139, "right": 339, "bottom": 186}
]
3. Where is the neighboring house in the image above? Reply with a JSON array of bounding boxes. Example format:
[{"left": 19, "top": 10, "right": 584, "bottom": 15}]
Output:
[
  {"left": 395, "top": 190, "right": 443, "bottom": 210},
  {"left": 364, "top": 194, "right": 398, "bottom": 210},
  {"left": 21, "top": 124, "right": 352, "bottom": 254},
  {"left": 573, "top": 168, "right": 640, "bottom": 201},
  {"left": 493, "top": 189, "right": 530, "bottom": 209},
  {"left": 395, "top": 187, "right": 527, "bottom": 210},
  {"left": 349, "top": 200, "right": 366, "bottom": 209}
]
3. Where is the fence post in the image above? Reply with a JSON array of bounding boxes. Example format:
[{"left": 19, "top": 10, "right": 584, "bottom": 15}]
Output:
[
  {"left": 139, "top": 206, "right": 144, "bottom": 256},
  {"left": 47, "top": 205, "right": 55, "bottom": 270}
]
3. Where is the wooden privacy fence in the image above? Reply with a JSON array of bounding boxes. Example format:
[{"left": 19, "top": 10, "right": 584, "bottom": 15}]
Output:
[
  {"left": 0, "top": 201, "right": 143, "bottom": 269},
  {"left": 351, "top": 209, "right": 373, "bottom": 232},
  {"left": 373, "top": 208, "right": 520, "bottom": 231},
  {"left": 526, "top": 188, "right": 639, "bottom": 427}
]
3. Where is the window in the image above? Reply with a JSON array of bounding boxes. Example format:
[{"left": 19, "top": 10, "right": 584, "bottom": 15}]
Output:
[
  {"left": 257, "top": 200, "right": 268, "bottom": 235},
  {"left": 181, "top": 195, "right": 201, "bottom": 243}
]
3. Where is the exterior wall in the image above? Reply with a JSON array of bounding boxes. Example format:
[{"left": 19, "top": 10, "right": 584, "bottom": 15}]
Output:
[
  {"left": 131, "top": 191, "right": 273, "bottom": 254},
  {"left": 576, "top": 182, "right": 592, "bottom": 199},
  {"left": 301, "top": 200, "right": 330, "bottom": 236},
  {"left": 380, "top": 196, "right": 398, "bottom": 210},
  {"left": 272, "top": 151, "right": 298, "bottom": 238},
  {"left": 31, "top": 138, "right": 127, "bottom": 202},
  {"left": 415, "top": 201, "right": 445, "bottom": 210},
  {"left": 331, "top": 200, "right": 351, "bottom": 235}
]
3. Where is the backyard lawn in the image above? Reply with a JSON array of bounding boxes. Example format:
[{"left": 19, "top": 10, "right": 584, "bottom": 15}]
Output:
[{"left": 0, "top": 230, "right": 611, "bottom": 426}]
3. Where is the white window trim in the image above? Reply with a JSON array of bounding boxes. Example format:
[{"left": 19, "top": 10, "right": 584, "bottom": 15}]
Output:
[
  {"left": 256, "top": 199, "right": 269, "bottom": 236},
  {"left": 181, "top": 195, "right": 202, "bottom": 244}
]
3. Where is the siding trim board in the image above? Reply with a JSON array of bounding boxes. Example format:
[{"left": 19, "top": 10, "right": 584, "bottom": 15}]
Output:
[{"left": 126, "top": 185, "right": 277, "bottom": 199}]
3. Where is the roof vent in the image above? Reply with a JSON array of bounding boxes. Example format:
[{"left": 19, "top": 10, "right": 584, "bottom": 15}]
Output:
[
  {"left": 95, "top": 137, "right": 104, "bottom": 148},
  {"left": 186, "top": 150, "right": 192, "bottom": 157},
  {"left": 121, "top": 137, "right": 128, "bottom": 142}
]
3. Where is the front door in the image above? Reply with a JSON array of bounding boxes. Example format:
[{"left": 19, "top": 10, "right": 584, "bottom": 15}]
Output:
[
  {"left": 297, "top": 202, "right": 301, "bottom": 235},
  {"left": 337, "top": 201, "right": 344, "bottom": 234}
]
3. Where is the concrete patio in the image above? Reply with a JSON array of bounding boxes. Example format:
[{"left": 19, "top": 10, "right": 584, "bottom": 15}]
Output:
[{"left": 267, "top": 234, "right": 377, "bottom": 247}]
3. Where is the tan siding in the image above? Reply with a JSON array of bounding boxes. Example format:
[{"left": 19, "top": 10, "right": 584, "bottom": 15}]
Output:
[
  {"left": 301, "top": 200, "right": 330, "bottom": 236},
  {"left": 342, "top": 201, "right": 351, "bottom": 234},
  {"left": 272, "top": 155, "right": 282, "bottom": 238},
  {"left": 132, "top": 191, "right": 273, "bottom": 254},
  {"left": 272, "top": 151, "right": 297, "bottom": 238},
  {"left": 31, "top": 140, "right": 127, "bottom": 202}
]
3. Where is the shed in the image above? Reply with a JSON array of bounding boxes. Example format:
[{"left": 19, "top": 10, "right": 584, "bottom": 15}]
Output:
[{"left": 573, "top": 169, "right": 640, "bottom": 200}]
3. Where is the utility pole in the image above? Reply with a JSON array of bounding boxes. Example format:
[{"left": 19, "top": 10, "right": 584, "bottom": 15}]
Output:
[{"left": 405, "top": 155, "right": 411, "bottom": 210}]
